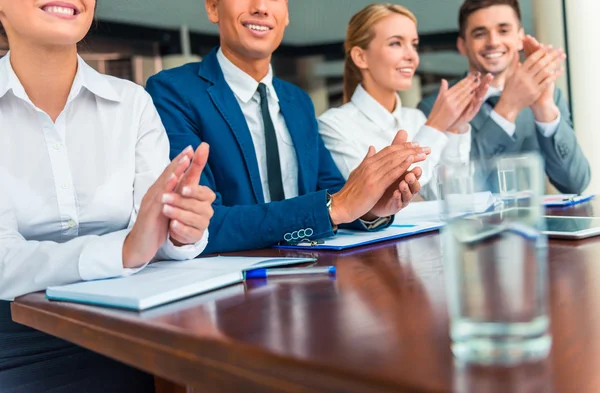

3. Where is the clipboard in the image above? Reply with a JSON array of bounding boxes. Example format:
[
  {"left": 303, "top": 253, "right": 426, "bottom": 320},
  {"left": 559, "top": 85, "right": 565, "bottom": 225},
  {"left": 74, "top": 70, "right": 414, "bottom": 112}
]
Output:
[
  {"left": 275, "top": 222, "right": 443, "bottom": 251},
  {"left": 543, "top": 194, "right": 595, "bottom": 207}
]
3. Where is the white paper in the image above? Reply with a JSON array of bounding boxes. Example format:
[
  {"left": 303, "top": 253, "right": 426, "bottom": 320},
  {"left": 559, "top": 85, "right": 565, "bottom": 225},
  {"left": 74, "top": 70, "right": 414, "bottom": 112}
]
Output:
[{"left": 394, "top": 192, "right": 496, "bottom": 223}]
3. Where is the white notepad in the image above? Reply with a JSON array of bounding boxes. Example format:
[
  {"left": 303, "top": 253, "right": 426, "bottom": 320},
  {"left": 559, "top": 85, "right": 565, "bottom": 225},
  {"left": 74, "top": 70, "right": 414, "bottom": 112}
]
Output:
[
  {"left": 46, "top": 256, "right": 313, "bottom": 311},
  {"left": 394, "top": 192, "right": 497, "bottom": 223}
]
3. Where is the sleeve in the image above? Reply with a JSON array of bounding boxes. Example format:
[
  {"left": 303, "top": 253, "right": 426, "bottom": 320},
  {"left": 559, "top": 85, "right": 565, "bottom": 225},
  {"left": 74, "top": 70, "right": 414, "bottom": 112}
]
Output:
[
  {"left": 535, "top": 114, "right": 561, "bottom": 138},
  {"left": 536, "top": 89, "right": 591, "bottom": 193},
  {"left": 0, "top": 177, "right": 133, "bottom": 300},
  {"left": 413, "top": 102, "right": 473, "bottom": 200},
  {"left": 133, "top": 89, "right": 209, "bottom": 260},
  {"left": 410, "top": 122, "right": 449, "bottom": 188},
  {"left": 317, "top": 111, "right": 367, "bottom": 179},
  {"left": 440, "top": 128, "right": 472, "bottom": 164}
]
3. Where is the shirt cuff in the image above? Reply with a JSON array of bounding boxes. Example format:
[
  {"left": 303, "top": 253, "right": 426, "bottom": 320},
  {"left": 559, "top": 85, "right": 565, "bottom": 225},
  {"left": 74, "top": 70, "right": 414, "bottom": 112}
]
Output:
[
  {"left": 490, "top": 110, "right": 517, "bottom": 138},
  {"left": 442, "top": 125, "right": 471, "bottom": 163},
  {"left": 159, "top": 229, "right": 209, "bottom": 260},
  {"left": 359, "top": 216, "right": 393, "bottom": 230},
  {"left": 78, "top": 230, "right": 131, "bottom": 281},
  {"left": 536, "top": 114, "right": 561, "bottom": 138}
]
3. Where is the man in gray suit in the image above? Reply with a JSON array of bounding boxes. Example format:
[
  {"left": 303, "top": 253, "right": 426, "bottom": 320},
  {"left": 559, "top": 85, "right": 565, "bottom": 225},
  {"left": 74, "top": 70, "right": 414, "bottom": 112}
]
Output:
[{"left": 419, "top": 0, "right": 590, "bottom": 194}]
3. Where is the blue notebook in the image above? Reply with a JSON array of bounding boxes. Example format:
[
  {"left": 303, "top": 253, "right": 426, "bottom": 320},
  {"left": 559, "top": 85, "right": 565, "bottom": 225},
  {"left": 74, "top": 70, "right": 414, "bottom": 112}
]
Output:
[
  {"left": 275, "top": 222, "right": 443, "bottom": 251},
  {"left": 543, "top": 194, "right": 595, "bottom": 207},
  {"left": 46, "top": 256, "right": 314, "bottom": 311}
]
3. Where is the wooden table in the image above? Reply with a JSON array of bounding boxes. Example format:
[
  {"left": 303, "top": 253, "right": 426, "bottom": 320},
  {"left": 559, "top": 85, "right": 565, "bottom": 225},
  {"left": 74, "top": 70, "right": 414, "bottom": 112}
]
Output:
[{"left": 11, "top": 201, "right": 600, "bottom": 393}]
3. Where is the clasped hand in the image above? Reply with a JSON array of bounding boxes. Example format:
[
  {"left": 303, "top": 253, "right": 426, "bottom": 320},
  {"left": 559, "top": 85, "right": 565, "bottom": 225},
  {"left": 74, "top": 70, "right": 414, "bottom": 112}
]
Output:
[
  {"left": 426, "top": 71, "right": 494, "bottom": 134},
  {"left": 495, "top": 35, "right": 565, "bottom": 123},
  {"left": 123, "top": 143, "right": 216, "bottom": 268}
]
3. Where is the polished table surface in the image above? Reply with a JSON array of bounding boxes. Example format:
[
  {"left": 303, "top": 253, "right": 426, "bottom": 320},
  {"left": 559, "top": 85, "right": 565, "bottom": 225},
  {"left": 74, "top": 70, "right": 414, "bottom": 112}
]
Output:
[{"left": 11, "top": 201, "right": 600, "bottom": 393}]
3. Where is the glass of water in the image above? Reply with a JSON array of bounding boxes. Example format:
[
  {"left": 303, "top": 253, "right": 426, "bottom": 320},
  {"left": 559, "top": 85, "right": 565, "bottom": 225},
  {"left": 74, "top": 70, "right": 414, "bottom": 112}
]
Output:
[{"left": 439, "top": 153, "right": 551, "bottom": 365}]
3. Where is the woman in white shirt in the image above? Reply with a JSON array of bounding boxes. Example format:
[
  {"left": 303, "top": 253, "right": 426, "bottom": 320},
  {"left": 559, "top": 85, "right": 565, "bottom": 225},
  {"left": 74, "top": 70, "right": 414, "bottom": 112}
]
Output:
[
  {"left": 0, "top": 0, "right": 215, "bottom": 391},
  {"left": 319, "top": 3, "right": 493, "bottom": 199}
]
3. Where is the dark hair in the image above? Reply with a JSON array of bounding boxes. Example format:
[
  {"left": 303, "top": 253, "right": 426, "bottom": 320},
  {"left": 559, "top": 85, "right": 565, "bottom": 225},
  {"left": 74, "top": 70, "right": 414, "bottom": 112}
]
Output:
[{"left": 458, "top": 0, "right": 522, "bottom": 38}]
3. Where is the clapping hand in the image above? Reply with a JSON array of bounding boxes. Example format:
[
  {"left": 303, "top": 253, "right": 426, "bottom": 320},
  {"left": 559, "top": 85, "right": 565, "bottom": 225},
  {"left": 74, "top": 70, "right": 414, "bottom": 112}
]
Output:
[
  {"left": 122, "top": 144, "right": 215, "bottom": 268},
  {"left": 329, "top": 130, "right": 429, "bottom": 225},
  {"left": 162, "top": 143, "right": 216, "bottom": 246}
]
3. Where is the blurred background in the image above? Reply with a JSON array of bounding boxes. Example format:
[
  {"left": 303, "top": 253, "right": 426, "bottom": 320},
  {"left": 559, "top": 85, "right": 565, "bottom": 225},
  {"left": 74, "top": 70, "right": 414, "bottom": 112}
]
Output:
[{"left": 0, "top": 0, "right": 538, "bottom": 114}]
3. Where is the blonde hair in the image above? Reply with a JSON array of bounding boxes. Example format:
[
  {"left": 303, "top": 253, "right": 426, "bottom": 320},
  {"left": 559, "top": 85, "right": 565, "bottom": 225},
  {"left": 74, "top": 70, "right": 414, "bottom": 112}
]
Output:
[{"left": 343, "top": 3, "right": 417, "bottom": 103}]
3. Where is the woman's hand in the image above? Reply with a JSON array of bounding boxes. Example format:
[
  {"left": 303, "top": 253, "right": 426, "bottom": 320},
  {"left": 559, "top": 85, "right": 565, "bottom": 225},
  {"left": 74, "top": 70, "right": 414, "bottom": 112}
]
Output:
[
  {"left": 122, "top": 143, "right": 215, "bottom": 268},
  {"left": 448, "top": 73, "right": 494, "bottom": 134},
  {"left": 425, "top": 73, "right": 492, "bottom": 133},
  {"left": 122, "top": 147, "right": 195, "bottom": 268},
  {"left": 162, "top": 143, "right": 216, "bottom": 246}
]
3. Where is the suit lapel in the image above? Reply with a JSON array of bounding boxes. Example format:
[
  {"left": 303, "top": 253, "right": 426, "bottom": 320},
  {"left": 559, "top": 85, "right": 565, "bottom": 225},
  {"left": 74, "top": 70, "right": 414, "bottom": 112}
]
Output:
[
  {"left": 200, "top": 49, "right": 265, "bottom": 203},
  {"left": 274, "top": 80, "right": 311, "bottom": 195},
  {"left": 470, "top": 107, "right": 492, "bottom": 132}
]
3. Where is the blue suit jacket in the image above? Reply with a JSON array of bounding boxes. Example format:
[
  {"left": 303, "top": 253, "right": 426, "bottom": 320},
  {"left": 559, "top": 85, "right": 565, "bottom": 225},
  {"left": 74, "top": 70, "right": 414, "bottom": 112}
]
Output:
[{"left": 146, "top": 48, "right": 371, "bottom": 254}]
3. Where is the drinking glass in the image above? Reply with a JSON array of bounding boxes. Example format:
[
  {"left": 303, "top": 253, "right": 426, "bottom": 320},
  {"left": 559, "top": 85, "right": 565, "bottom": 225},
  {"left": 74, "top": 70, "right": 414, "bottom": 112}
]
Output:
[{"left": 439, "top": 153, "right": 551, "bottom": 365}]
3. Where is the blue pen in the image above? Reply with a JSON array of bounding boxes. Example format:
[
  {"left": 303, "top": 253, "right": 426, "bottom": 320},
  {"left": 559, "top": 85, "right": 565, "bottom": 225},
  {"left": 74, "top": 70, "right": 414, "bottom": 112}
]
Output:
[{"left": 245, "top": 266, "right": 336, "bottom": 279}]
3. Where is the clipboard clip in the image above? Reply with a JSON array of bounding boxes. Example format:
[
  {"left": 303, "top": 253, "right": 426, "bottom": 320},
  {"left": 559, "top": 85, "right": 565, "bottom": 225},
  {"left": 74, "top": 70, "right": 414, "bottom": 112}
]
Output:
[{"left": 280, "top": 238, "right": 325, "bottom": 247}]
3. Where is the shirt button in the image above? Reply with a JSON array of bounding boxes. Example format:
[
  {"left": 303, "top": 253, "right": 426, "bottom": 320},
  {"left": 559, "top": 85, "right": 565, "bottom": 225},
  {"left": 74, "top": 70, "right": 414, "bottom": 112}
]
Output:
[
  {"left": 67, "top": 220, "right": 77, "bottom": 229},
  {"left": 53, "top": 143, "right": 62, "bottom": 150},
  {"left": 61, "top": 184, "right": 69, "bottom": 190}
]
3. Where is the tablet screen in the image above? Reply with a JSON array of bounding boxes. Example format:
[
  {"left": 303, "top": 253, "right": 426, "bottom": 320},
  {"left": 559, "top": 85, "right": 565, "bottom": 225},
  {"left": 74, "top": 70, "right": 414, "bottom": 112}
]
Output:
[{"left": 545, "top": 216, "right": 600, "bottom": 233}]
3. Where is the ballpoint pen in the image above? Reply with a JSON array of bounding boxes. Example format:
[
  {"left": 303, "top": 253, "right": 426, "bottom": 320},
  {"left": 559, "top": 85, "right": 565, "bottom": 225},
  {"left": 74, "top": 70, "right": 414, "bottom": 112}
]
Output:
[{"left": 245, "top": 266, "right": 336, "bottom": 279}]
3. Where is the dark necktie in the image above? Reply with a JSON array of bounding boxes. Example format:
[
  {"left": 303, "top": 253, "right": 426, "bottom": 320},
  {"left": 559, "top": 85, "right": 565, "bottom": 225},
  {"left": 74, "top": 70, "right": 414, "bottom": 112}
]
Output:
[{"left": 257, "top": 83, "right": 285, "bottom": 202}]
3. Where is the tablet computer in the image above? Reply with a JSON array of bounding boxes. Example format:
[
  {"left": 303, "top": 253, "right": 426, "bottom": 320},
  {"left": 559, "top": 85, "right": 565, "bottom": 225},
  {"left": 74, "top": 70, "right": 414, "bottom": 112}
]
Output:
[{"left": 543, "top": 216, "right": 600, "bottom": 239}]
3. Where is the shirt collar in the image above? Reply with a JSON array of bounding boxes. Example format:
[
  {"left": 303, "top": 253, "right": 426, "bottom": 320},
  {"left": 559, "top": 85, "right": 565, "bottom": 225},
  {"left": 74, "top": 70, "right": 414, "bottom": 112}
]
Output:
[
  {"left": 484, "top": 85, "right": 503, "bottom": 102},
  {"left": 216, "top": 47, "right": 278, "bottom": 104},
  {"left": 351, "top": 83, "right": 402, "bottom": 130},
  {"left": 0, "top": 51, "right": 121, "bottom": 103}
]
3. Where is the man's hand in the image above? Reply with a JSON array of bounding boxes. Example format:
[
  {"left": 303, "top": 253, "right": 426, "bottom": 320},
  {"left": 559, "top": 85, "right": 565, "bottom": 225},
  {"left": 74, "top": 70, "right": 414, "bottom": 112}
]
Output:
[
  {"left": 368, "top": 166, "right": 423, "bottom": 219},
  {"left": 495, "top": 43, "right": 565, "bottom": 123},
  {"left": 329, "top": 130, "right": 430, "bottom": 225},
  {"left": 523, "top": 35, "right": 565, "bottom": 122}
]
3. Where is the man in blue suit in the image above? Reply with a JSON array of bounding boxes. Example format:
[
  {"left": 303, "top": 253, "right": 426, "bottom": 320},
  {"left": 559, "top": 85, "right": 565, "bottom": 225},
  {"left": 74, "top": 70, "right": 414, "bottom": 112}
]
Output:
[{"left": 147, "top": 0, "right": 429, "bottom": 254}]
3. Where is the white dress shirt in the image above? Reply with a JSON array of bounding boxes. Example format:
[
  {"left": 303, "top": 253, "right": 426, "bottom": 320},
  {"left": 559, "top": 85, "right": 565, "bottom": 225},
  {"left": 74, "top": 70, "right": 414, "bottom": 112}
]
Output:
[
  {"left": 216, "top": 48, "right": 298, "bottom": 203},
  {"left": 485, "top": 85, "right": 561, "bottom": 138},
  {"left": 0, "top": 53, "right": 208, "bottom": 300},
  {"left": 318, "top": 84, "right": 471, "bottom": 199}
]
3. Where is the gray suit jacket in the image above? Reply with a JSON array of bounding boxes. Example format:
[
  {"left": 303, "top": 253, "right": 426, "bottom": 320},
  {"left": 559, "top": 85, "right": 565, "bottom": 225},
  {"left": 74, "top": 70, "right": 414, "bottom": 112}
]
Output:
[{"left": 418, "top": 81, "right": 591, "bottom": 194}]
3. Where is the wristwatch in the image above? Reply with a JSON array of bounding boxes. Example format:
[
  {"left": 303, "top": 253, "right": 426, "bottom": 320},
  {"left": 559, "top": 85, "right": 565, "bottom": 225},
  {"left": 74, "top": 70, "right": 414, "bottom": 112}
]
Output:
[{"left": 326, "top": 191, "right": 338, "bottom": 233}]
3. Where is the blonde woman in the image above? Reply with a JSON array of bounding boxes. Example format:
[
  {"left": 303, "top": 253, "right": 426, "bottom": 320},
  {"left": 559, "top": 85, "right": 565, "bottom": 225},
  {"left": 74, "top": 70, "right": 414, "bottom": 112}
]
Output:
[
  {"left": 319, "top": 3, "right": 493, "bottom": 199},
  {"left": 0, "top": 0, "right": 215, "bottom": 390}
]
